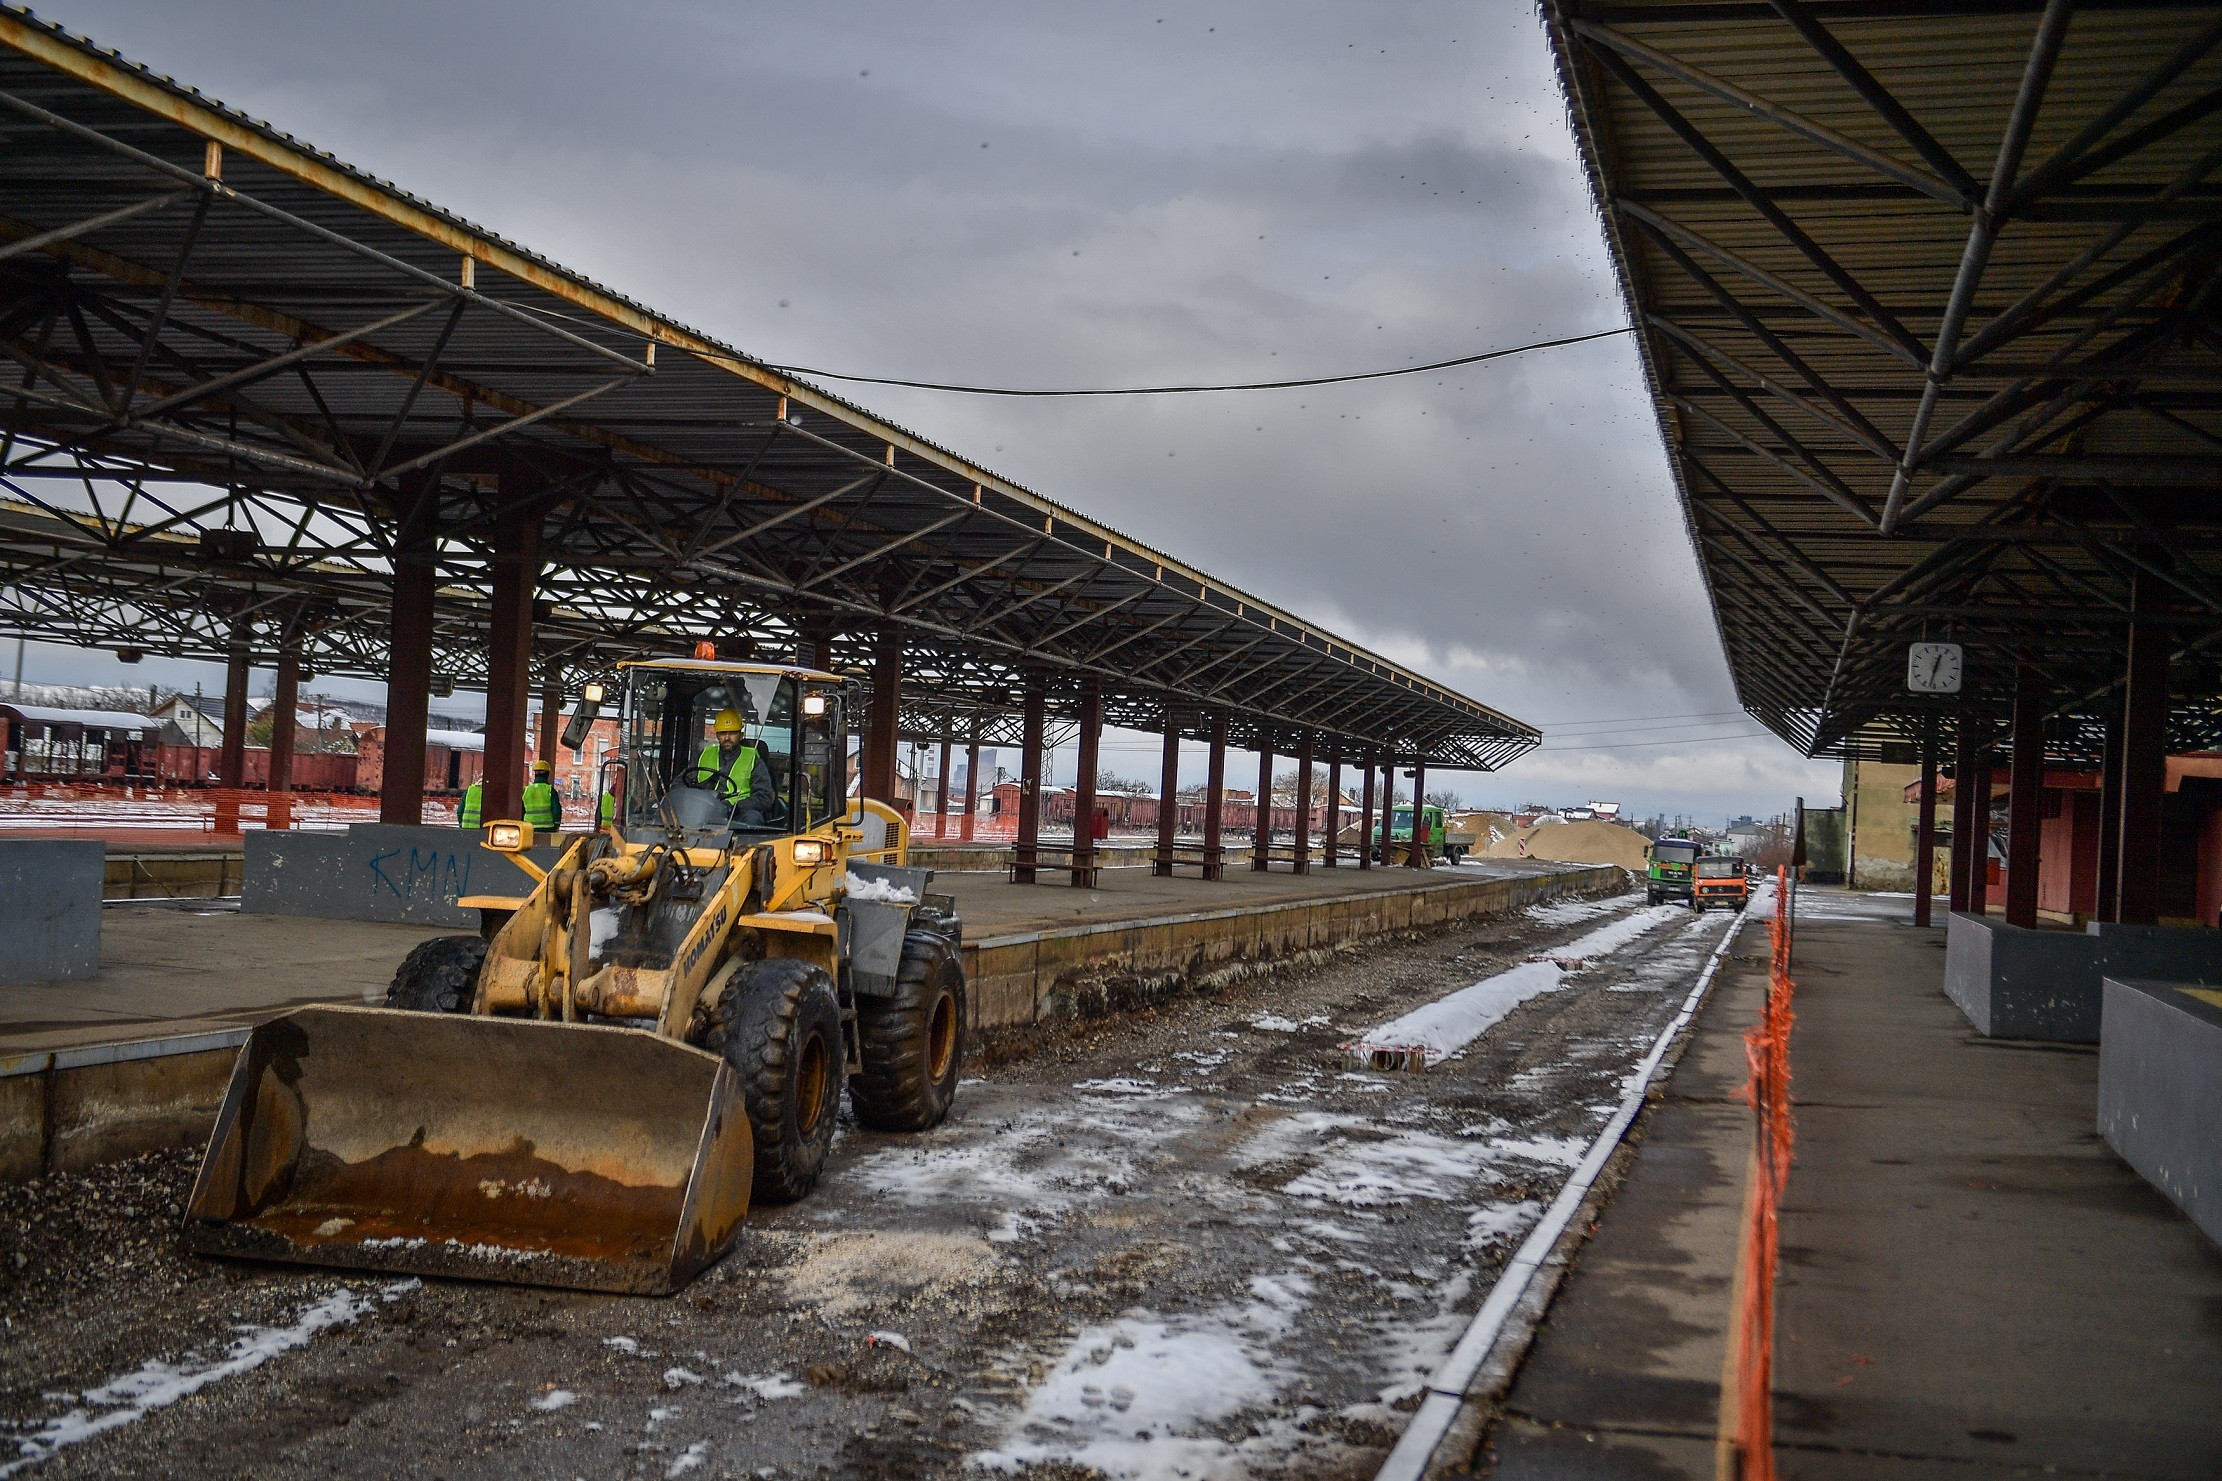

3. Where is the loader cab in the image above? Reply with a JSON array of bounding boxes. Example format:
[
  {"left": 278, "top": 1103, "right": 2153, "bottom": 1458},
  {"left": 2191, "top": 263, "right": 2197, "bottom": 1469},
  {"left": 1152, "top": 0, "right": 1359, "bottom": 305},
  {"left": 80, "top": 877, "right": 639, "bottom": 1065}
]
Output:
[{"left": 615, "top": 662, "right": 847, "bottom": 846}]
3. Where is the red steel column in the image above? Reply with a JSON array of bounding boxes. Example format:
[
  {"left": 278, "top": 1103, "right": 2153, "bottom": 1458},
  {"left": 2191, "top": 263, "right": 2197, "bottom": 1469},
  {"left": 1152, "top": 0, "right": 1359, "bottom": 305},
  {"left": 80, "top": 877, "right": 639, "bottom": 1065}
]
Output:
[
  {"left": 1072, "top": 678, "right": 1102, "bottom": 886},
  {"left": 218, "top": 612, "right": 250, "bottom": 789},
  {"left": 481, "top": 473, "right": 541, "bottom": 823},
  {"left": 934, "top": 734, "right": 953, "bottom": 839},
  {"left": 1292, "top": 738, "right": 1314, "bottom": 875},
  {"left": 1913, "top": 741, "right": 1937, "bottom": 927},
  {"left": 863, "top": 624, "right": 901, "bottom": 805},
  {"left": 1968, "top": 745, "right": 1993, "bottom": 916},
  {"left": 961, "top": 732, "right": 981, "bottom": 843},
  {"left": 1358, "top": 754, "right": 1376, "bottom": 870},
  {"left": 1323, "top": 753, "right": 1341, "bottom": 868},
  {"left": 1203, "top": 713, "right": 1227, "bottom": 881},
  {"left": 268, "top": 636, "right": 299, "bottom": 800},
  {"left": 1253, "top": 733, "right": 1274, "bottom": 871},
  {"left": 1949, "top": 714, "right": 1978, "bottom": 912},
  {"left": 2005, "top": 665, "right": 2045, "bottom": 927},
  {"left": 2117, "top": 591, "right": 2171, "bottom": 926},
  {"left": 1155, "top": 709, "right": 1181, "bottom": 878},
  {"left": 1014, "top": 673, "right": 1045, "bottom": 883},
  {"left": 2096, "top": 702, "right": 2124, "bottom": 922},
  {"left": 381, "top": 472, "right": 437, "bottom": 824},
  {"left": 1407, "top": 758, "right": 1428, "bottom": 867}
]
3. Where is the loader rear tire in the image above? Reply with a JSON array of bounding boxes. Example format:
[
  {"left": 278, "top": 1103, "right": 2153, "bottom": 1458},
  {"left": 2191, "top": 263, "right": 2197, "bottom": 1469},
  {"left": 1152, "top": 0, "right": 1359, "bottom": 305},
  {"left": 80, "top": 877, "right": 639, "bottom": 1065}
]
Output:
[
  {"left": 704, "top": 958, "right": 841, "bottom": 1204},
  {"left": 850, "top": 932, "right": 966, "bottom": 1133},
  {"left": 384, "top": 935, "right": 489, "bottom": 1013}
]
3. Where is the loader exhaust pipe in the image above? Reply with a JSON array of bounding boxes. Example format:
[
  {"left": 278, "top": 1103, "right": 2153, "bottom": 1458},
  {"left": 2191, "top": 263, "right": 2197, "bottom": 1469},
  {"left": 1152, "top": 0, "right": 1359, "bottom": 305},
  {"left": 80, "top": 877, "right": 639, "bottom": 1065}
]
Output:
[{"left": 184, "top": 1006, "right": 753, "bottom": 1295}]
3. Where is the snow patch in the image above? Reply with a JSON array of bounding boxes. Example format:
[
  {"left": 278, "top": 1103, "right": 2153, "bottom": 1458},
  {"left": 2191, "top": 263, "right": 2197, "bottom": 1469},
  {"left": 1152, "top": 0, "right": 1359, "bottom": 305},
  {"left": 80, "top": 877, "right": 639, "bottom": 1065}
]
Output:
[
  {"left": 724, "top": 1371, "right": 808, "bottom": 1401},
  {"left": 1350, "top": 904, "right": 1685, "bottom": 1063},
  {"left": 844, "top": 871, "right": 918, "bottom": 903},
  {"left": 531, "top": 1389, "right": 578, "bottom": 1412},
  {"left": 0, "top": 1282, "right": 406, "bottom": 1477}
]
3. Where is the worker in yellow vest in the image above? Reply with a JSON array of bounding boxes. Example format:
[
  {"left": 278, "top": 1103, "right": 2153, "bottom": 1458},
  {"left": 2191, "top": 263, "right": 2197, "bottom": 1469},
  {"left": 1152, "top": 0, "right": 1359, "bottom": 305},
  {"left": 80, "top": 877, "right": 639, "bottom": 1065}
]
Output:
[
  {"left": 459, "top": 779, "right": 482, "bottom": 829},
  {"left": 598, "top": 789, "right": 616, "bottom": 830},
  {"left": 522, "top": 759, "right": 562, "bottom": 832},
  {"left": 692, "top": 707, "right": 772, "bottom": 826}
]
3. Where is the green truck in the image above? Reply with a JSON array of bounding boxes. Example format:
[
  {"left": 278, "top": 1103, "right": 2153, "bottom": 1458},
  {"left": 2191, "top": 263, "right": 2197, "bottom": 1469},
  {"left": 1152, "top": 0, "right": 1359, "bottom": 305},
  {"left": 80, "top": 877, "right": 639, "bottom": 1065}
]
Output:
[
  {"left": 1645, "top": 836, "right": 1699, "bottom": 904},
  {"left": 1374, "top": 804, "right": 1475, "bottom": 864}
]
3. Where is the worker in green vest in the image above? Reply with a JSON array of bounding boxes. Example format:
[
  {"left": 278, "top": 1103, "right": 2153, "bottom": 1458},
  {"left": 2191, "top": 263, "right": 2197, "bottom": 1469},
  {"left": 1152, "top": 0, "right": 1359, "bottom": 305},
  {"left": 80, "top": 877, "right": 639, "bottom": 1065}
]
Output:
[
  {"left": 523, "top": 759, "right": 562, "bottom": 832},
  {"left": 598, "top": 789, "right": 616, "bottom": 830},
  {"left": 693, "top": 707, "right": 772, "bottom": 826},
  {"left": 459, "top": 778, "right": 482, "bottom": 829}
]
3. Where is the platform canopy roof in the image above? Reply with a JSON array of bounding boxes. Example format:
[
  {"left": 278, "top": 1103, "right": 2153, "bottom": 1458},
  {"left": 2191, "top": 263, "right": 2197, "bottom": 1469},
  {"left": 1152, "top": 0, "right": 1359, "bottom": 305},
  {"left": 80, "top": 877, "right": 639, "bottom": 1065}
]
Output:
[
  {"left": 1543, "top": 0, "right": 2222, "bottom": 762},
  {"left": 0, "top": 8, "right": 1538, "bottom": 769}
]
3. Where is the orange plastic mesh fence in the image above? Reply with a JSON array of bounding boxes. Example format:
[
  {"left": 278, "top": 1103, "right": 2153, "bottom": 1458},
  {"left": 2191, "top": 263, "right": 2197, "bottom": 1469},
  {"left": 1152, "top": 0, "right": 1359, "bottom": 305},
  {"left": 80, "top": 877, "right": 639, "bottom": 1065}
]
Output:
[{"left": 1732, "top": 865, "right": 1797, "bottom": 1480}]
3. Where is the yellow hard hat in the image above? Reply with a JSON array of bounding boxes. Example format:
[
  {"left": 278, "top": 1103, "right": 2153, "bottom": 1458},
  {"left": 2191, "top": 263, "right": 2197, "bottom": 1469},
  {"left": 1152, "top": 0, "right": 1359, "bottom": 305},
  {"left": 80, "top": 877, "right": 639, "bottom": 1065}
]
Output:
[
  {"left": 714, "top": 708, "right": 745, "bottom": 734},
  {"left": 532, "top": 759, "right": 552, "bottom": 775}
]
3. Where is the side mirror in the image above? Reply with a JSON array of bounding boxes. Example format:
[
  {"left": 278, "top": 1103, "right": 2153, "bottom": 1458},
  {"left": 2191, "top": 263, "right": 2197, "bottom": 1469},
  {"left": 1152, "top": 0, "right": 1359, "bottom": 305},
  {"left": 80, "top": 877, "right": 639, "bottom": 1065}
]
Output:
[{"left": 562, "top": 681, "right": 606, "bottom": 752}]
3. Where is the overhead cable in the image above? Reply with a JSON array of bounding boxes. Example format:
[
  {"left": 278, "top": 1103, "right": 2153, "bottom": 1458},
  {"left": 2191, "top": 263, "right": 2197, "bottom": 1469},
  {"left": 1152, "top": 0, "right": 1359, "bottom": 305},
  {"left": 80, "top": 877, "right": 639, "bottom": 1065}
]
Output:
[{"left": 759, "top": 327, "right": 1633, "bottom": 397}]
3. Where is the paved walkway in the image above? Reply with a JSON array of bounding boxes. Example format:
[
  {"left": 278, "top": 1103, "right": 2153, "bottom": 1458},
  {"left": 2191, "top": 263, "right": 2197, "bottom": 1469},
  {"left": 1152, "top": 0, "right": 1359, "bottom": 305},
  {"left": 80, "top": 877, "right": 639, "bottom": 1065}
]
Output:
[
  {"left": 941, "top": 855, "right": 1565, "bottom": 935},
  {"left": 1481, "top": 888, "right": 2222, "bottom": 1478},
  {"left": 0, "top": 858, "right": 1581, "bottom": 1054}
]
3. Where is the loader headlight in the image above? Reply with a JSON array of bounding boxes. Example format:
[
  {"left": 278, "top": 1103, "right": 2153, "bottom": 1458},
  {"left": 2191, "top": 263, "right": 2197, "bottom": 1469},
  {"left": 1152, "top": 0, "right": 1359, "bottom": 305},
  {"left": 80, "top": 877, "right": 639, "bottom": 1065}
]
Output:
[
  {"left": 487, "top": 821, "right": 533, "bottom": 852},
  {"left": 582, "top": 681, "right": 606, "bottom": 704},
  {"left": 793, "top": 838, "right": 831, "bottom": 865},
  {"left": 801, "top": 693, "right": 828, "bottom": 718}
]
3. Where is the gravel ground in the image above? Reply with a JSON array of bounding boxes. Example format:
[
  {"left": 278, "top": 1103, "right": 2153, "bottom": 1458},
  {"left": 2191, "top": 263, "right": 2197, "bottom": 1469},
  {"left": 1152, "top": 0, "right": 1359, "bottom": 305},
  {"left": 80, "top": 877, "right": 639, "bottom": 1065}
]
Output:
[{"left": 0, "top": 885, "right": 1742, "bottom": 1480}]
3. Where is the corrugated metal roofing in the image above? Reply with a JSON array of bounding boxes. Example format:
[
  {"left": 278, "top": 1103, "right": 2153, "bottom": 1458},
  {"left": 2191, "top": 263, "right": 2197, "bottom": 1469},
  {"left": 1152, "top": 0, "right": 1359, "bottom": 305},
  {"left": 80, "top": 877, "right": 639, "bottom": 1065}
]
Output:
[
  {"left": 1544, "top": 0, "right": 2222, "bottom": 761},
  {"left": 0, "top": 7, "right": 1537, "bottom": 770}
]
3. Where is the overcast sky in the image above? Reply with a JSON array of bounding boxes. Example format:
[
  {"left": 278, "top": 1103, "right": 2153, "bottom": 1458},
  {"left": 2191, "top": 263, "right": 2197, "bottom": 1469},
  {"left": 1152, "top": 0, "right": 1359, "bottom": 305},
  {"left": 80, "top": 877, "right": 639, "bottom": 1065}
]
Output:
[{"left": 15, "top": 0, "right": 1840, "bottom": 826}]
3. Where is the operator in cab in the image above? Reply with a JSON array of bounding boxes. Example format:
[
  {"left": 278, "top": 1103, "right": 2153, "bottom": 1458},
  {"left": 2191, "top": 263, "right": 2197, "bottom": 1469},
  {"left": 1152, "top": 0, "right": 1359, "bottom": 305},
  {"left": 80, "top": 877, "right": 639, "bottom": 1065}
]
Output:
[{"left": 692, "top": 706, "right": 775, "bottom": 827}]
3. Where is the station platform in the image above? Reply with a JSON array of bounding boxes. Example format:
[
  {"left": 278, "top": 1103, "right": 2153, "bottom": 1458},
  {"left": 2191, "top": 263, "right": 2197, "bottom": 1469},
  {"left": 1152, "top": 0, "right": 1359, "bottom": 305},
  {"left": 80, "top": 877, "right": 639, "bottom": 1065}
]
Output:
[
  {"left": 1479, "top": 890, "right": 2222, "bottom": 1478},
  {"left": 0, "top": 856, "right": 1593, "bottom": 1054}
]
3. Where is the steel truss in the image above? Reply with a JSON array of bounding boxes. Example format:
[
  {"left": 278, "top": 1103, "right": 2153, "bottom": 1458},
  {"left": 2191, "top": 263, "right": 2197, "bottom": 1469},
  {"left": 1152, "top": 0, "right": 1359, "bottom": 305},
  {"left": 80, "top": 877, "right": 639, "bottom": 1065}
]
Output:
[
  {"left": 0, "top": 10, "right": 1536, "bottom": 772},
  {"left": 1547, "top": 0, "right": 2222, "bottom": 760}
]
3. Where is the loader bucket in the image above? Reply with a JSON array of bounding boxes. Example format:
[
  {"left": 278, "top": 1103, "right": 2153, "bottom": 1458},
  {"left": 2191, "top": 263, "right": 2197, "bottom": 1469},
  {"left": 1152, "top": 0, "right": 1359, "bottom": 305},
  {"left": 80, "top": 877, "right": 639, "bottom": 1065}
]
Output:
[{"left": 184, "top": 1006, "right": 753, "bottom": 1295}]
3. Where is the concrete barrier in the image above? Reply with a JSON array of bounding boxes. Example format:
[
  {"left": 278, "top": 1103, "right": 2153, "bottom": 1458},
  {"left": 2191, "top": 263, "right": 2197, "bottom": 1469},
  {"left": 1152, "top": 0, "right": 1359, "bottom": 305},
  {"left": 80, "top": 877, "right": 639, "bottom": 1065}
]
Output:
[
  {"left": 1946, "top": 913, "right": 2222, "bottom": 1042},
  {"left": 244, "top": 823, "right": 562, "bottom": 927},
  {"left": 0, "top": 1028, "right": 249, "bottom": 1180},
  {"left": 2099, "top": 978, "right": 2222, "bottom": 1247},
  {"left": 960, "top": 864, "right": 1624, "bottom": 1033},
  {"left": 0, "top": 839, "right": 103, "bottom": 984}
]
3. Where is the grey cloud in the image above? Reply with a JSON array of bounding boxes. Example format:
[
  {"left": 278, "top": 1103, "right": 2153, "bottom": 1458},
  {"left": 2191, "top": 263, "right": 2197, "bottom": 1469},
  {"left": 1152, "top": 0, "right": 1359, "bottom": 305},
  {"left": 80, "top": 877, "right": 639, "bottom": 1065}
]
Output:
[{"left": 30, "top": 0, "right": 1838, "bottom": 821}]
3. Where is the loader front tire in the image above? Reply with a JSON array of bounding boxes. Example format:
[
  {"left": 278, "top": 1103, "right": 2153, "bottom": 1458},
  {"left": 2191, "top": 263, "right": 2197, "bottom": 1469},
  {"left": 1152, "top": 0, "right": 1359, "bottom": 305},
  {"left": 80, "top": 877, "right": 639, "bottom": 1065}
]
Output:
[
  {"left": 850, "top": 933, "right": 966, "bottom": 1133},
  {"left": 385, "top": 935, "right": 489, "bottom": 1013},
  {"left": 704, "top": 958, "right": 841, "bottom": 1204}
]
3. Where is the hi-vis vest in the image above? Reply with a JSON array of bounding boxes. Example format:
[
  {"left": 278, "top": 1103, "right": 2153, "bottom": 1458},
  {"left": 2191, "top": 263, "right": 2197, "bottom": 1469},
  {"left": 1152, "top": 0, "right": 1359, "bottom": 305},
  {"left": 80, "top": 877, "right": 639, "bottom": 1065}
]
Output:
[
  {"left": 522, "top": 780, "right": 557, "bottom": 830},
  {"left": 459, "top": 781, "right": 482, "bottom": 828},
  {"left": 696, "top": 741, "right": 758, "bottom": 801},
  {"left": 598, "top": 791, "right": 616, "bottom": 828}
]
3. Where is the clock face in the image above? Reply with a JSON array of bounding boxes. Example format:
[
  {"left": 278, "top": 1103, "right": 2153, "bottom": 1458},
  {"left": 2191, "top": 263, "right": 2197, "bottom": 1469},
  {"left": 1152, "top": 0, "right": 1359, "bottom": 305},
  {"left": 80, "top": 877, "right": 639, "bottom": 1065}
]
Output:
[{"left": 1907, "top": 642, "right": 1963, "bottom": 694}]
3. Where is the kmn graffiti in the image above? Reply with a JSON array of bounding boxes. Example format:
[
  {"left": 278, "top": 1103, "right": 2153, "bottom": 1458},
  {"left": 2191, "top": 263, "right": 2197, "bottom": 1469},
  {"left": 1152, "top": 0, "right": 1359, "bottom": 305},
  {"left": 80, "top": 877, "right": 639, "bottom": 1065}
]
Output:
[{"left": 368, "top": 847, "right": 472, "bottom": 902}]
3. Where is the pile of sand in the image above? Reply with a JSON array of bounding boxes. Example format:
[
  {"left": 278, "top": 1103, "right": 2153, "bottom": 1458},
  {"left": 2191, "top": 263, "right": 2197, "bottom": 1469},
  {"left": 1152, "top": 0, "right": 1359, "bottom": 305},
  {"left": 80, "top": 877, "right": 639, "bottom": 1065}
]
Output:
[
  {"left": 1482, "top": 818, "right": 1653, "bottom": 871},
  {"left": 1450, "top": 811, "right": 1518, "bottom": 849}
]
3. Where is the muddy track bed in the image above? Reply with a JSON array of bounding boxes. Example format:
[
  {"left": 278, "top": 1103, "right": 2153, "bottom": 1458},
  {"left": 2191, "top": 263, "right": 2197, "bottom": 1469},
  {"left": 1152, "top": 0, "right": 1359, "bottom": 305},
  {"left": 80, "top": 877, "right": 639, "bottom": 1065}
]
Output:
[{"left": 0, "top": 892, "right": 1742, "bottom": 1480}]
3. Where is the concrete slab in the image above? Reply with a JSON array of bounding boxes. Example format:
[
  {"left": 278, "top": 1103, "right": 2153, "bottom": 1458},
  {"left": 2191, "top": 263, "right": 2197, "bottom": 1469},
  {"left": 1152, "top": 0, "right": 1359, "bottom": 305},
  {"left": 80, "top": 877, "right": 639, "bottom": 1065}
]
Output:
[
  {"left": 0, "top": 903, "right": 451, "bottom": 1051},
  {"left": 0, "top": 838, "right": 103, "bottom": 984},
  {"left": 1483, "top": 888, "right": 2222, "bottom": 1477},
  {"left": 2100, "top": 976, "right": 2222, "bottom": 1247}
]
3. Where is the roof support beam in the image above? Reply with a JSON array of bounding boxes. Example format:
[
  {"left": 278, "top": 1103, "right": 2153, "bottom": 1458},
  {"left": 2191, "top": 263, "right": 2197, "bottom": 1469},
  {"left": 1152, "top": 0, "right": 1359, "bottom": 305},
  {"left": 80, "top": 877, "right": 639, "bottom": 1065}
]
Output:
[{"left": 1879, "top": 0, "right": 2074, "bottom": 532}]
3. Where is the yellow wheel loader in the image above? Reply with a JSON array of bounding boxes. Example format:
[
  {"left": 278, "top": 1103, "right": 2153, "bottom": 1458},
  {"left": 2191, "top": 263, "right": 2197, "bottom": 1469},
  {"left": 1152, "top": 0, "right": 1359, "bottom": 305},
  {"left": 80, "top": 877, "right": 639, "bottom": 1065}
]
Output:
[{"left": 184, "top": 655, "right": 966, "bottom": 1295}]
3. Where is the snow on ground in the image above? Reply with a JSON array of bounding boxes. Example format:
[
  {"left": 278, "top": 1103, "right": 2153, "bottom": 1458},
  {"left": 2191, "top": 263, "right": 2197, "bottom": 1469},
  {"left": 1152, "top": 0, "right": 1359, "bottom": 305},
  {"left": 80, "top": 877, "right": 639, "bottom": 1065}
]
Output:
[
  {"left": 1524, "top": 891, "right": 1643, "bottom": 928},
  {"left": 1348, "top": 903, "right": 1686, "bottom": 1063},
  {"left": 0, "top": 1280, "right": 417, "bottom": 1477}
]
